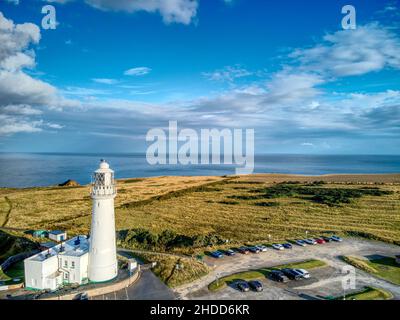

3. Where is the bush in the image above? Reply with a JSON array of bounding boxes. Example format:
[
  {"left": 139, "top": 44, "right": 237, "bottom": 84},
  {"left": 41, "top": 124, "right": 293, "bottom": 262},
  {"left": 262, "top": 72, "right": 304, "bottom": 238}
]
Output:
[
  {"left": 342, "top": 256, "right": 378, "bottom": 274},
  {"left": 254, "top": 202, "right": 279, "bottom": 207},
  {"left": 117, "top": 229, "right": 225, "bottom": 251},
  {"left": 249, "top": 184, "right": 393, "bottom": 207}
]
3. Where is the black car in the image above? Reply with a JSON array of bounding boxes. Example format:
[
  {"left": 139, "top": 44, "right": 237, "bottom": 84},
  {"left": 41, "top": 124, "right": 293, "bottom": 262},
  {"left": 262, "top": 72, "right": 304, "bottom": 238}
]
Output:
[
  {"left": 238, "top": 246, "right": 250, "bottom": 254},
  {"left": 74, "top": 292, "right": 89, "bottom": 300},
  {"left": 248, "top": 246, "right": 261, "bottom": 254},
  {"left": 248, "top": 280, "right": 263, "bottom": 292},
  {"left": 269, "top": 270, "right": 289, "bottom": 283},
  {"left": 322, "top": 236, "right": 333, "bottom": 242},
  {"left": 281, "top": 268, "right": 302, "bottom": 281},
  {"left": 224, "top": 249, "right": 236, "bottom": 256},
  {"left": 236, "top": 281, "right": 250, "bottom": 292},
  {"left": 282, "top": 243, "right": 292, "bottom": 249}
]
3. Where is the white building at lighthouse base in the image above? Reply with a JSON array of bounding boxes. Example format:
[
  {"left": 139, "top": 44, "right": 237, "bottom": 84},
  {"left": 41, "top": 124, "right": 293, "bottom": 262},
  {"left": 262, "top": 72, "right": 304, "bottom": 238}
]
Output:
[{"left": 24, "top": 236, "right": 90, "bottom": 291}]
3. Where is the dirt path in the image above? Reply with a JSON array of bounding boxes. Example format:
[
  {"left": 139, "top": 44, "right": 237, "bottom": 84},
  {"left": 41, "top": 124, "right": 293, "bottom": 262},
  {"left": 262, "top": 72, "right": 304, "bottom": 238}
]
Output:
[{"left": 1, "top": 197, "right": 12, "bottom": 227}]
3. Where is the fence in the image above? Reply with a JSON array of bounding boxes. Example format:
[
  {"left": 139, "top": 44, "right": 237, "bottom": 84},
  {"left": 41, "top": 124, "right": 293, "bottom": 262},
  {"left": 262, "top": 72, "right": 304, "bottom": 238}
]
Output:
[{"left": 0, "top": 250, "right": 39, "bottom": 273}]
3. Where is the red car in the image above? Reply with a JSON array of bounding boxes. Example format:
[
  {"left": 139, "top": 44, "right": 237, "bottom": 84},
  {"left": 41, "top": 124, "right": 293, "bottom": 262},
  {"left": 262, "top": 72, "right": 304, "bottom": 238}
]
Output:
[{"left": 315, "top": 238, "right": 326, "bottom": 244}]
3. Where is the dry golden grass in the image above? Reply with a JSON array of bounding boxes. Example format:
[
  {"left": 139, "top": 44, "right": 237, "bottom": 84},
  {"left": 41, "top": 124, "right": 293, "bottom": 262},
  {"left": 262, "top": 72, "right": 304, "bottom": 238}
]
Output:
[
  {"left": 0, "top": 176, "right": 224, "bottom": 235},
  {"left": 0, "top": 174, "right": 399, "bottom": 246}
]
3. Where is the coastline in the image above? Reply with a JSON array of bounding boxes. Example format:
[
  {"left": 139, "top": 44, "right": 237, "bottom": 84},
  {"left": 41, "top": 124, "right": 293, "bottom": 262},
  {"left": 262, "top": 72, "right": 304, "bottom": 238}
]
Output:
[{"left": 1, "top": 173, "right": 400, "bottom": 189}]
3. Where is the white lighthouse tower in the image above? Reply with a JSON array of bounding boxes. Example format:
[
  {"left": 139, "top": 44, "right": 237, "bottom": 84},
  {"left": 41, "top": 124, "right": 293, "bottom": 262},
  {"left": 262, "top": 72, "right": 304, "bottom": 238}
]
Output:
[{"left": 88, "top": 159, "right": 118, "bottom": 282}]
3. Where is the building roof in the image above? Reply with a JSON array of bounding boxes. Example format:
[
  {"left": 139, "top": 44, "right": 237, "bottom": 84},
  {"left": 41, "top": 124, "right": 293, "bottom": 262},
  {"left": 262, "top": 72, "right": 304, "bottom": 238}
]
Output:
[
  {"left": 40, "top": 241, "right": 57, "bottom": 249},
  {"left": 26, "top": 236, "right": 89, "bottom": 262},
  {"left": 49, "top": 230, "right": 66, "bottom": 235}
]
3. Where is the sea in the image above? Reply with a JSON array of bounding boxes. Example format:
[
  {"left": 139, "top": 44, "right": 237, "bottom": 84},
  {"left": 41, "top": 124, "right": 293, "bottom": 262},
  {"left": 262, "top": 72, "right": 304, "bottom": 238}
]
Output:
[{"left": 0, "top": 153, "right": 399, "bottom": 188}]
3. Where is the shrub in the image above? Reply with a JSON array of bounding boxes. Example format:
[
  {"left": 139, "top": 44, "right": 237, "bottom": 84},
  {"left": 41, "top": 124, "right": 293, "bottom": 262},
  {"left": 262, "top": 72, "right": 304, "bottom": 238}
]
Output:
[{"left": 342, "top": 256, "right": 378, "bottom": 274}]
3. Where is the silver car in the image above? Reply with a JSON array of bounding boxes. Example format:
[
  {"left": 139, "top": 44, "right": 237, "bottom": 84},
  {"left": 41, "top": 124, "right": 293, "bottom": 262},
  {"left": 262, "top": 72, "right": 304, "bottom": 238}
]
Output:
[
  {"left": 304, "top": 238, "right": 317, "bottom": 245},
  {"left": 294, "top": 269, "right": 310, "bottom": 279}
]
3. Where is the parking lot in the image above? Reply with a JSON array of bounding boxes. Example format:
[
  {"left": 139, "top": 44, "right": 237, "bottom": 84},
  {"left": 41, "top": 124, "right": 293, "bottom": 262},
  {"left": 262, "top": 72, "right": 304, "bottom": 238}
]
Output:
[{"left": 175, "top": 238, "right": 400, "bottom": 300}]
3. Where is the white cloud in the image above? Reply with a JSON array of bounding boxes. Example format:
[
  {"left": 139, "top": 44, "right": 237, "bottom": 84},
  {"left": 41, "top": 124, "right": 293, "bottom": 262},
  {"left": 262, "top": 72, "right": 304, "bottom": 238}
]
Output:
[
  {"left": 85, "top": 0, "right": 198, "bottom": 24},
  {"left": 124, "top": 67, "right": 151, "bottom": 76},
  {"left": 0, "top": 115, "right": 43, "bottom": 135},
  {"left": 291, "top": 24, "right": 400, "bottom": 77},
  {"left": 2, "top": 104, "right": 43, "bottom": 115},
  {"left": 92, "top": 78, "right": 118, "bottom": 84},
  {"left": 0, "top": 12, "right": 79, "bottom": 136},
  {"left": 264, "top": 71, "right": 324, "bottom": 106},
  {"left": 202, "top": 65, "right": 252, "bottom": 83},
  {"left": 46, "top": 122, "right": 64, "bottom": 129}
]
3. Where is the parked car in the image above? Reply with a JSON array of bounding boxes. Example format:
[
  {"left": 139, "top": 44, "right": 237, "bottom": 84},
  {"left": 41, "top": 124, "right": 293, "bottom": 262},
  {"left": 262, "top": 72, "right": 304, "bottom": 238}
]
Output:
[
  {"left": 294, "top": 269, "right": 310, "bottom": 279},
  {"left": 322, "top": 236, "right": 333, "bottom": 242},
  {"left": 295, "top": 239, "right": 307, "bottom": 247},
  {"left": 281, "top": 268, "right": 302, "bottom": 280},
  {"left": 224, "top": 249, "right": 236, "bottom": 256},
  {"left": 269, "top": 270, "right": 289, "bottom": 283},
  {"left": 237, "top": 281, "right": 250, "bottom": 292},
  {"left": 210, "top": 250, "right": 224, "bottom": 258},
  {"left": 256, "top": 245, "right": 268, "bottom": 252},
  {"left": 238, "top": 246, "right": 250, "bottom": 254},
  {"left": 248, "top": 280, "right": 263, "bottom": 292},
  {"left": 315, "top": 238, "right": 326, "bottom": 244},
  {"left": 249, "top": 246, "right": 261, "bottom": 253},
  {"left": 74, "top": 292, "right": 89, "bottom": 300},
  {"left": 304, "top": 238, "right": 317, "bottom": 245},
  {"left": 282, "top": 243, "right": 292, "bottom": 249},
  {"left": 272, "top": 243, "right": 284, "bottom": 250},
  {"left": 331, "top": 235, "right": 343, "bottom": 242},
  {"left": 321, "top": 236, "right": 333, "bottom": 242}
]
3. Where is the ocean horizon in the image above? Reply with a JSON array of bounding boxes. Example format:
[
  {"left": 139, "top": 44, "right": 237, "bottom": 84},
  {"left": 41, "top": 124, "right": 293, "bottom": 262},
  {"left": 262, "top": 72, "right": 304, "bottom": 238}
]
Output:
[{"left": 0, "top": 152, "right": 399, "bottom": 188}]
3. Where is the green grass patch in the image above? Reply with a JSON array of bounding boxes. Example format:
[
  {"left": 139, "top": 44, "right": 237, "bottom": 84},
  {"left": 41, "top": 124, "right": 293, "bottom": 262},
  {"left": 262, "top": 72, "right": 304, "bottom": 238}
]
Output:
[
  {"left": 250, "top": 184, "right": 393, "bottom": 207},
  {"left": 208, "top": 259, "right": 326, "bottom": 291},
  {"left": 365, "top": 257, "right": 400, "bottom": 285},
  {"left": 342, "top": 256, "right": 378, "bottom": 274},
  {"left": 132, "top": 252, "right": 209, "bottom": 288},
  {"left": 0, "top": 260, "right": 24, "bottom": 284},
  {"left": 335, "top": 286, "right": 393, "bottom": 300},
  {"left": 343, "top": 256, "right": 400, "bottom": 285}
]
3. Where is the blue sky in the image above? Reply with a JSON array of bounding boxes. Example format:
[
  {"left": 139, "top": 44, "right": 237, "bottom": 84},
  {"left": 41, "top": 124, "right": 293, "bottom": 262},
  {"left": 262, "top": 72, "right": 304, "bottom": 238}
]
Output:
[{"left": 0, "top": 0, "right": 399, "bottom": 154}]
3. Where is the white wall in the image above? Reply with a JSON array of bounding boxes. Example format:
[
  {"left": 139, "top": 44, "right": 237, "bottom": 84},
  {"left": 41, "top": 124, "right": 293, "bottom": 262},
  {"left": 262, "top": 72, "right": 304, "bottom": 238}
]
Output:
[{"left": 24, "top": 255, "right": 59, "bottom": 290}]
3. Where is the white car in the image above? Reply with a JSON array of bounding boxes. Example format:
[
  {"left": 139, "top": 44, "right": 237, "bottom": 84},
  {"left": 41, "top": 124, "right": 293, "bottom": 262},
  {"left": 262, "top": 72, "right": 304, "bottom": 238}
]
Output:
[
  {"left": 272, "top": 244, "right": 284, "bottom": 250},
  {"left": 295, "top": 240, "right": 307, "bottom": 247},
  {"left": 256, "top": 245, "right": 268, "bottom": 252},
  {"left": 304, "top": 238, "right": 317, "bottom": 245},
  {"left": 294, "top": 269, "right": 310, "bottom": 279}
]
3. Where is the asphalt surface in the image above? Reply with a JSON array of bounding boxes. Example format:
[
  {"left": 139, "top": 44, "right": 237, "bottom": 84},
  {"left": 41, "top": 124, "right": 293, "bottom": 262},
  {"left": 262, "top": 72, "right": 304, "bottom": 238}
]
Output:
[{"left": 91, "top": 270, "right": 176, "bottom": 300}]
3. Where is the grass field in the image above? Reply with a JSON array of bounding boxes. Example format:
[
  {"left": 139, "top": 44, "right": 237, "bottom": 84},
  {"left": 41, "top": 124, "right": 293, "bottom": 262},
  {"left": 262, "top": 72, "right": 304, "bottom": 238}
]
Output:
[
  {"left": 0, "top": 260, "right": 24, "bottom": 285},
  {"left": 208, "top": 259, "right": 326, "bottom": 291},
  {"left": 336, "top": 286, "right": 393, "bottom": 300},
  {"left": 343, "top": 255, "right": 400, "bottom": 285},
  {"left": 0, "top": 174, "right": 399, "bottom": 258}
]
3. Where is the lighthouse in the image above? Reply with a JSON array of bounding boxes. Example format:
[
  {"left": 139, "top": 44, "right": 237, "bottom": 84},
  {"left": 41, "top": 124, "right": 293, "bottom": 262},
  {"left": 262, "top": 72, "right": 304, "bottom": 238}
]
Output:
[{"left": 88, "top": 159, "right": 118, "bottom": 282}]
